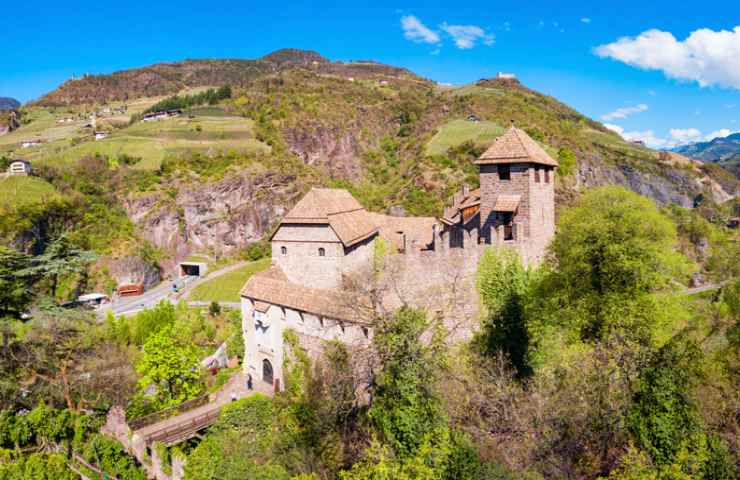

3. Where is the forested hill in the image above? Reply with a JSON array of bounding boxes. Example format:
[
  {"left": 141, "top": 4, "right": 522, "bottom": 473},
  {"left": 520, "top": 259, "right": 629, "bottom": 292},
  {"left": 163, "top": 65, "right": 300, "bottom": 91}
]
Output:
[{"left": 34, "top": 49, "right": 424, "bottom": 106}]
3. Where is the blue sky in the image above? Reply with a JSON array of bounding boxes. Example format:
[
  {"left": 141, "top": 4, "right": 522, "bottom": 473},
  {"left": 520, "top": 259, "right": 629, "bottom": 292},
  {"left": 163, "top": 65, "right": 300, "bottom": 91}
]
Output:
[{"left": 2, "top": 0, "right": 739, "bottom": 147}]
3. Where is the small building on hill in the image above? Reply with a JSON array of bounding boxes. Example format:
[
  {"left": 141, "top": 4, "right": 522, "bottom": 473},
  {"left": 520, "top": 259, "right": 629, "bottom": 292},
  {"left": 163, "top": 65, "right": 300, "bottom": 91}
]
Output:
[
  {"left": 497, "top": 72, "right": 517, "bottom": 80},
  {"left": 7, "top": 159, "right": 32, "bottom": 176},
  {"left": 94, "top": 131, "right": 109, "bottom": 141}
]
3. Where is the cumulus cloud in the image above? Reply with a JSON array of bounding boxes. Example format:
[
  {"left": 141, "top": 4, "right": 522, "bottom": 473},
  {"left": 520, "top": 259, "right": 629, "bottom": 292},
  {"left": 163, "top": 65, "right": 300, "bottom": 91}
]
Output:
[
  {"left": 601, "top": 103, "right": 648, "bottom": 121},
  {"left": 401, "top": 15, "right": 440, "bottom": 44},
  {"left": 669, "top": 128, "right": 702, "bottom": 143},
  {"left": 581, "top": 17, "right": 591, "bottom": 24},
  {"left": 594, "top": 27, "right": 740, "bottom": 89},
  {"left": 622, "top": 130, "right": 668, "bottom": 148},
  {"left": 605, "top": 123, "right": 737, "bottom": 148},
  {"left": 441, "top": 23, "right": 495, "bottom": 49},
  {"left": 705, "top": 128, "right": 737, "bottom": 140}
]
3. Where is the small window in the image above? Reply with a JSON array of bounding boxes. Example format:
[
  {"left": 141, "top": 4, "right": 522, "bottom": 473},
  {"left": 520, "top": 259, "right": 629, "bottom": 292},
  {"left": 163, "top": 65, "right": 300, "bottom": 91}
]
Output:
[
  {"left": 498, "top": 165, "right": 510, "bottom": 181},
  {"left": 362, "top": 327, "right": 369, "bottom": 338},
  {"left": 318, "top": 247, "right": 325, "bottom": 257},
  {"left": 545, "top": 168, "right": 550, "bottom": 184},
  {"left": 534, "top": 167, "right": 540, "bottom": 183},
  {"left": 281, "top": 246, "right": 287, "bottom": 255}
]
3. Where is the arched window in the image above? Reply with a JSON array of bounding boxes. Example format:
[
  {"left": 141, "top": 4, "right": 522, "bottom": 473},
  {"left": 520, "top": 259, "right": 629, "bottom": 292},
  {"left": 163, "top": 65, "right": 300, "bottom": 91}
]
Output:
[
  {"left": 318, "top": 247, "right": 325, "bottom": 257},
  {"left": 281, "top": 246, "right": 287, "bottom": 255}
]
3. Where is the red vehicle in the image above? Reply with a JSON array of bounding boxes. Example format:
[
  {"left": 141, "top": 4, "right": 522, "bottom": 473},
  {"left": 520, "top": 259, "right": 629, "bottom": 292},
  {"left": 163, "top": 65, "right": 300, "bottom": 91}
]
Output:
[{"left": 117, "top": 284, "right": 144, "bottom": 297}]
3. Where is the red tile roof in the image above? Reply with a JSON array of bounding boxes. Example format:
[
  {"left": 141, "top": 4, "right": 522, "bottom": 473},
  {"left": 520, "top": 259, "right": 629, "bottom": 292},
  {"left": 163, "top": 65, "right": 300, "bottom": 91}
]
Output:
[{"left": 476, "top": 127, "right": 558, "bottom": 167}]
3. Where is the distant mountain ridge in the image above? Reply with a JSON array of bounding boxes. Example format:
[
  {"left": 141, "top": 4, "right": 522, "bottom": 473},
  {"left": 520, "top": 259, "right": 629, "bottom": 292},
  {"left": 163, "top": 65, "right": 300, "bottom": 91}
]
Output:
[
  {"left": 674, "top": 133, "right": 740, "bottom": 178},
  {"left": 34, "top": 49, "right": 422, "bottom": 106},
  {"left": 0, "top": 97, "right": 20, "bottom": 110}
]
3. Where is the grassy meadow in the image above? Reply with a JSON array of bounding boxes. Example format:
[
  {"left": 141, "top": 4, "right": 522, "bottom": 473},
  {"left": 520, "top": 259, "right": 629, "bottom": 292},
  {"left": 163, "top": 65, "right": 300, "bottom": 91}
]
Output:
[
  {"left": 189, "top": 258, "right": 271, "bottom": 302},
  {"left": 0, "top": 175, "right": 58, "bottom": 209},
  {"left": 426, "top": 119, "right": 505, "bottom": 156}
]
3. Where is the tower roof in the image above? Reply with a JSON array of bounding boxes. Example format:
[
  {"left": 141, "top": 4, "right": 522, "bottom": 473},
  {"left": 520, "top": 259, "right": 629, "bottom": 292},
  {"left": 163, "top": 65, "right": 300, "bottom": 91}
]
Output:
[{"left": 475, "top": 127, "right": 559, "bottom": 167}]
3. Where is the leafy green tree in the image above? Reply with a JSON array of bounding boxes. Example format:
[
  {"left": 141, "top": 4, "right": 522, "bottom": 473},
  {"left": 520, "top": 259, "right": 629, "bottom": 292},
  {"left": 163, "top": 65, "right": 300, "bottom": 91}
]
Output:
[
  {"left": 368, "top": 307, "right": 446, "bottom": 458},
  {"left": 475, "top": 249, "right": 532, "bottom": 377},
  {"left": 0, "top": 246, "right": 33, "bottom": 319},
  {"left": 186, "top": 395, "right": 289, "bottom": 480},
  {"left": 531, "top": 186, "right": 689, "bottom": 344},
  {"left": 556, "top": 147, "right": 577, "bottom": 177},
  {"left": 628, "top": 336, "right": 703, "bottom": 467},
  {"left": 20, "top": 236, "right": 96, "bottom": 298},
  {"left": 136, "top": 325, "right": 203, "bottom": 408}
]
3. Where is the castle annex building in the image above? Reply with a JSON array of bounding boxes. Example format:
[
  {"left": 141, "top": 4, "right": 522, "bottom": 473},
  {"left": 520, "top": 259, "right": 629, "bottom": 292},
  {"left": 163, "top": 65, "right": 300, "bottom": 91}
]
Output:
[{"left": 240, "top": 127, "right": 558, "bottom": 391}]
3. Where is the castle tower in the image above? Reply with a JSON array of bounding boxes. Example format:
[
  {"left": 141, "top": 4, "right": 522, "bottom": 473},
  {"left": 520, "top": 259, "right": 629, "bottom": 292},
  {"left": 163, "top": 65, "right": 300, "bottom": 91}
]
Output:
[{"left": 475, "top": 126, "right": 558, "bottom": 264}]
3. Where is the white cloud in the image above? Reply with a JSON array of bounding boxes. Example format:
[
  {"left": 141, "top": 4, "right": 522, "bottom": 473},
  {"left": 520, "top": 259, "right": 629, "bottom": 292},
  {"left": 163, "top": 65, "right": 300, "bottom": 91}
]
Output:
[
  {"left": 401, "top": 15, "right": 440, "bottom": 45},
  {"left": 705, "top": 128, "right": 737, "bottom": 140},
  {"left": 622, "top": 130, "right": 668, "bottom": 148},
  {"left": 594, "top": 27, "right": 740, "bottom": 89},
  {"left": 604, "top": 124, "right": 624, "bottom": 134},
  {"left": 601, "top": 103, "right": 648, "bottom": 121},
  {"left": 669, "top": 128, "right": 702, "bottom": 143},
  {"left": 441, "top": 23, "right": 495, "bottom": 49},
  {"left": 538, "top": 20, "right": 545, "bottom": 28},
  {"left": 581, "top": 17, "right": 591, "bottom": 24}
]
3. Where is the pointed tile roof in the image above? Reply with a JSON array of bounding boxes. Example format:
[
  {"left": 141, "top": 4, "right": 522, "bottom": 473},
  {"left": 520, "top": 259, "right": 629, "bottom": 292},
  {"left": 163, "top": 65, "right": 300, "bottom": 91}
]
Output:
[
  {"left": 279, "top": 188, "right": 379, "bottom": 247},
  {"left": 476, "top": 127, "right": 559, "bottom": 167},
  {"left": 283, "top": 188, "right": 364, "bottom": 223}
]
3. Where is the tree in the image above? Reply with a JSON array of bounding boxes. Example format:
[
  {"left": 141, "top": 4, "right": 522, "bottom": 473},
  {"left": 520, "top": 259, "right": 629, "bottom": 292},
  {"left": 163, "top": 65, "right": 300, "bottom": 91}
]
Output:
[
  {"left": 556, "top": 147, "right": 577, "bottom": 177},
  {"left": 0, "top": 246, "right": 33, "bottom": 319},
  {"left": 475, "top": 249, "right": 532, "bottom": 377},
  {"left": 21, "top": 236, "right": 96, "bottom": 299},
  {"left": 531, "top": 186, "right": 689, "bottom": 344},
  {"left": 368, "top": 307, "right": 446, "bottom": 458},
  {"left": 628, "top": 335, "right": 703, "bottom": 467},
  {"left": 136, "top": 325, "right": 203, "bottom": 408}
]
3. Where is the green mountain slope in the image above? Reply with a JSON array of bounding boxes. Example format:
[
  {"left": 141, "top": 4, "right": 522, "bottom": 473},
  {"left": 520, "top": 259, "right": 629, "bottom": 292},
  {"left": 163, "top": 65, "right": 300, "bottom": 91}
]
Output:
[{"left": 2, "top": 49, "right": 736, "bottom": 289}]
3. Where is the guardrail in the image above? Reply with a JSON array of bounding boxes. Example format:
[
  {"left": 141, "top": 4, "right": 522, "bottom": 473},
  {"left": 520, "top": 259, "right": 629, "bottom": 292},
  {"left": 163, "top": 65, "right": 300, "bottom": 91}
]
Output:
[
  {"left": 145, "top": 408, "right": 222, "bottom": 446},
  {"left": 129, "top": 394, "right": 210, "bottom": 431}
]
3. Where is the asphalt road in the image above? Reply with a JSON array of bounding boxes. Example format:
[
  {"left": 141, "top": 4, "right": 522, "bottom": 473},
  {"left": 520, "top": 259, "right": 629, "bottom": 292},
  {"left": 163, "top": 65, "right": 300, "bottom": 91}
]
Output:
[{"left": 106, "top": 276, "right": 197, "bottom": 316}]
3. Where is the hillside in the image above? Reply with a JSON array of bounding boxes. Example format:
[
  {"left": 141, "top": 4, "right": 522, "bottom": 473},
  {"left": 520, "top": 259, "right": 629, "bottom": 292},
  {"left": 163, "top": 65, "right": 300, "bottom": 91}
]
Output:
[
  {"left": 675, "top": 132, "right": 740, "bottom": 178},
  {"left": 1, "top": 49, "right": 737, "bottom": 285},
  {"left": 35, "top": 49, "right": 423, "bottom": 106}
]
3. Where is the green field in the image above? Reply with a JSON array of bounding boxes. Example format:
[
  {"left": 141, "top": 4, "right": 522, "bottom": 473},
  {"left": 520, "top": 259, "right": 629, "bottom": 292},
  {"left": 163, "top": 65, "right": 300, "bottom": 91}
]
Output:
[
  {"left": 425, "top": 119, "right": 505, "bottom": 156},
  {"left": 0, "top": 175, "right": 58, "bottom": 209},
  {"left": 34, "top": 114, "right": 270, "bottom": 171},
  {"left": 189, "top": 259, "right": 271, "bottom": 302}
]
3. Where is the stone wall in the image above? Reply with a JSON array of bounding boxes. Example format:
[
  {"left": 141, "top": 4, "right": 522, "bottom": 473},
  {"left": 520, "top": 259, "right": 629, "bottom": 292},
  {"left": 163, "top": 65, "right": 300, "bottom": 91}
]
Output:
[{"left": 272, "top": 224, "right": 345, "bottom": 289}]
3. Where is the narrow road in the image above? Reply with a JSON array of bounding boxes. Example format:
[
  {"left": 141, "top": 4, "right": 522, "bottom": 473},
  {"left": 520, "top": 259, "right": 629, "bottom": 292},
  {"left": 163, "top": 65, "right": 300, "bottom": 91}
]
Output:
[{"left": 103, "top": 261, "right": 248, "bottom": 317}]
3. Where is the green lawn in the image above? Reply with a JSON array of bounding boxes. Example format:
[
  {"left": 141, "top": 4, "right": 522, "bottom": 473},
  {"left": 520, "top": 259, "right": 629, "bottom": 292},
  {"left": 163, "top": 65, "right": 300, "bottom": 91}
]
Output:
[
  {"left": 189, "top": 259, "right": 271, "bottom": 302},
  {"left": 0, "top": 175, "right": 58, "bottom": 209},
  {"left": 425, "top": 119, "right": 505, "bottom": 156}
]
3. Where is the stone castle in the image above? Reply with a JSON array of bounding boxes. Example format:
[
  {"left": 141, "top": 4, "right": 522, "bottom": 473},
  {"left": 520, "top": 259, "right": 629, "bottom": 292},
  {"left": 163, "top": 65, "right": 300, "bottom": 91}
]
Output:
[{"left": 240, "top": 127, "right": 558, "bottom": 391}]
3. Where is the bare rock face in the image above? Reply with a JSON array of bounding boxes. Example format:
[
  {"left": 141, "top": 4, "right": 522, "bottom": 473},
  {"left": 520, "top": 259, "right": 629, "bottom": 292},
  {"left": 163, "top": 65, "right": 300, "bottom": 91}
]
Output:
[
  {"left": 106, "top": 255, "right": 162, "bottom": 289},
  {"left": 124, "top": 170, "right": 298, "bottom": 271},
  {"left": 285, "top": 126, "right": 363, "bottom": 177},
  {"left": 576, "top": 156, "right": 708, "bottom": 208}
]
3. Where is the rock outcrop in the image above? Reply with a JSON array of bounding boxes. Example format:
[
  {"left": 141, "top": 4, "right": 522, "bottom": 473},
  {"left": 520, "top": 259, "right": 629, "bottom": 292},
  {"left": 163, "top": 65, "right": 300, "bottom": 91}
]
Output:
[{"left": 124, "top": 171, "right": 299, "bottom": 270}]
